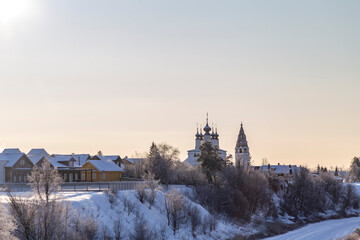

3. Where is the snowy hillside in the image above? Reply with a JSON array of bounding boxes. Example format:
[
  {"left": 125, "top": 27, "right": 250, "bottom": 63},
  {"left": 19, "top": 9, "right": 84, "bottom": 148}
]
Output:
[{"left": 59, "top": 189, "right": 241, "bottom": 240}]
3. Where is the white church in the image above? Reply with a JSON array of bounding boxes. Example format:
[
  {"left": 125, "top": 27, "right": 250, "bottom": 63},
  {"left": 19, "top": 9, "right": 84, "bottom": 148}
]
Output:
[
  {"left": 184, "top": 115, "right": 251, "bottom": 167},
  {"left": 184, "top": 115, "right": 227, "bottom": 165}
]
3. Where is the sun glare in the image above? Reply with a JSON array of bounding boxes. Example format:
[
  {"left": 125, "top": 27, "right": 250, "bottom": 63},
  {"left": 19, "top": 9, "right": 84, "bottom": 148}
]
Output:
[{"left": 0, "top": 0, "right": 37, "bottom": 26}]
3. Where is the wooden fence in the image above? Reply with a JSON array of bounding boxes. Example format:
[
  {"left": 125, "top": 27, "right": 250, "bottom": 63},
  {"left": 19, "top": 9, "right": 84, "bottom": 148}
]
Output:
[{"left": 1, "top": 180, "right": 144, "bottom": 193}]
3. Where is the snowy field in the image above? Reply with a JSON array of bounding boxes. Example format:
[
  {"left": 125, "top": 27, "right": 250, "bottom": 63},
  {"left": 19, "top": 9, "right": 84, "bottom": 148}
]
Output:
[{"left": 263, "top": 216, "right": 360, "bottom": 240}]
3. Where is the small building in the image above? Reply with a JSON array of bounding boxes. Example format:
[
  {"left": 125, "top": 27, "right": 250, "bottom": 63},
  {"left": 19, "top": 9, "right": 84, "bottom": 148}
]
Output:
[
  {"left": 82, "top": 160, "right": 123, "bottom": 182},
  {"left": 1, "top": 151, "right": 34, "bottom": 183},
  {"left": 255, "top": 164, "right": 301, "bottom": 175}
]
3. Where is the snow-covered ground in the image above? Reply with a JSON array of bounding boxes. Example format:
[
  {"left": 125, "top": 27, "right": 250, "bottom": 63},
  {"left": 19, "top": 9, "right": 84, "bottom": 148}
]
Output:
[
  {"left": 56, "top": 190, "right": 241, "bottom": 240},
  {"left": 263, "top": 216, "right": 360, "bottom": 240}
]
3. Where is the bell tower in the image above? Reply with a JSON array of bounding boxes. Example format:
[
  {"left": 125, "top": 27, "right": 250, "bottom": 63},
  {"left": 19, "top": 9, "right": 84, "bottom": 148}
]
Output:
[{"left": 235, "top": 123, "right": 250, "bottom": 167}]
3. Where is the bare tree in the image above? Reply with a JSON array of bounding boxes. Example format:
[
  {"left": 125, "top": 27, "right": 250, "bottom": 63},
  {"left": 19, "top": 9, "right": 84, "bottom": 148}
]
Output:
[
  {"left": 131, "top": 214, "right": 154, "bottom": 240},
  {"left": 7, "top": 161, "right": 72, "bottom": 240},
  {"left": 136, "top": 182, "right": 147, "bottom": 203},
  {"left": 187, "top": 205, "right": 201, "bottom": 237},
  {"left": 165, "top": 189, "right": 185, "bottom": 235},
  {"left": 113, "top": 217, "right": 123, "bottom": 240},
  {"left": 0, "top": 202, "right": 16, "bottom": 240},
  {"left": 145, "top": 174, "right": 160, "bottom": 209}
]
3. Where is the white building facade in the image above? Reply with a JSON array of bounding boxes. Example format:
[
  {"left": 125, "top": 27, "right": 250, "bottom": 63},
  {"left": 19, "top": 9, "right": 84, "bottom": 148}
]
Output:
[{"left": 184, "top": 115, "right": 227, "bottom": 165}]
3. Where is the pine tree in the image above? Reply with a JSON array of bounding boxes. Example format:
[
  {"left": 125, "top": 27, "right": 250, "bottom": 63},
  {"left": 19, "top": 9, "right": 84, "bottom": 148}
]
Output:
[{"left": 197, "top": 142, "right": 225, "bottom": 183}]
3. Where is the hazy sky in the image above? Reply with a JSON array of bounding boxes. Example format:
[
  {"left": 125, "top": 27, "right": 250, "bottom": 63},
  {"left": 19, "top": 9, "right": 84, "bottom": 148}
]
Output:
[{"left": 0, "top": 0, "right": 359, "bottom": 169}]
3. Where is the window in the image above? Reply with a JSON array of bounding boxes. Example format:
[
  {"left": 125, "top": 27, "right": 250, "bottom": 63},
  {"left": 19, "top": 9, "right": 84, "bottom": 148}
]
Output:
[
  {"left": 102, "top": 173, "right": 106, "bottom": 180},
  {"left": 81, "top": 173, "right": 85, "bottom": 180},
  {"left": 63, "top": 174, "right": 67, "bottom": 181},
  {"left": 244, "top": 148, "right": 247, "bottom": 153},
  {"left": 239, "top": 148, "right": 243, "bottom": 153},
  {"left": 92, "top": 173, "right": 96, "bottom": 179},
  {"left": 13, "top": 175, "right": 17, "bottom": 182},
  {"left": 75, "top": 174, "right": 79, "bottom": 181},
  {"left": 20, "top": 159, "right": 25, "bottom": 166}
]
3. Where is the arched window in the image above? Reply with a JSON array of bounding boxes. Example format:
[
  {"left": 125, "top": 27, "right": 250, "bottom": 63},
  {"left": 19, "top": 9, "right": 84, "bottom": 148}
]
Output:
[
  {"left": 244, "top": 148, "right": 247, "bottom": 153},
  {"left": 239, "top": 148, "right": 243, "bottom": 153}
]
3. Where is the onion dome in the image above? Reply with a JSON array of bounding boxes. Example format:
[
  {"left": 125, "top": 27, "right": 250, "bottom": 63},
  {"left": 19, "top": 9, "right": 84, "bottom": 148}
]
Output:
[
  {"left": 211, "top": 124, "right": 216, "bottom": 139},
  {"left": 203, "top": 113, "right": 211, "bottom": 135},
  {"left": 195, "top": 126, "right": 201, "bottom": 139}
]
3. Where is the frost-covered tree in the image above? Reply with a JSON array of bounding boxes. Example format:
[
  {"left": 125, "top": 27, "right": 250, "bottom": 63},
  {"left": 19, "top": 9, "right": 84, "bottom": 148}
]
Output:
[
  {"left": 27, "top": 161, "right": 63, "bottom": 204},
  {"left": 147, "top": 142, "right": 178, "bottom": 185},
  {"left": 165, "top": 189, "right": 185, "bottom": 235},
  {"left": 0, "top": 203, "right": 16, "bottom": 239},
  {"left": 8, "top": 161, "right": 71, "bottom": 240},
  {"left": 349, "top": 157, "right": 360, "bottom": 182}
]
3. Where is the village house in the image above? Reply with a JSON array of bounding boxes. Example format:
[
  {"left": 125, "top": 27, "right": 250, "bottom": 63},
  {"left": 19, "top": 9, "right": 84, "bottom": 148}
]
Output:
[
  {"left": 82, "top": 159, "right": 123, "bottom": 182},
  {"left": 253, "top": 163, "right": 301, "bottom": 175},
  {"left": 0, "top": 149, "right": 34, "bottom": 183},
  {"left": 92, "top": 154, "right": 122, "bottom": 166}
]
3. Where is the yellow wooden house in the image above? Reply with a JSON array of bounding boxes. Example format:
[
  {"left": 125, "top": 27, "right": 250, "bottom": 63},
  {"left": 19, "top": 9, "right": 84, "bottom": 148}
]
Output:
[{"left": 82, "top": 159, "right": 123, "bottom": 182}]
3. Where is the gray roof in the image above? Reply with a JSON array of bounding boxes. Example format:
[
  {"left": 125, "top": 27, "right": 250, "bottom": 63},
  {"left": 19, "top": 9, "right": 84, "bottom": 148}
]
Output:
[
  {"left": 28, "top": 148, "right": 50, "bottom": 157},
  {"left": 52, "top": 154, "right": 90, "bottom": 166},
  {"left": 0, "top": 153, "right": 30, "bottom": 167},
  {"left": 2, "top": 148, "right": 22, "bottom": 154},
  {"left": 28, "top": 155, "right": 45, "bottom": 165}
]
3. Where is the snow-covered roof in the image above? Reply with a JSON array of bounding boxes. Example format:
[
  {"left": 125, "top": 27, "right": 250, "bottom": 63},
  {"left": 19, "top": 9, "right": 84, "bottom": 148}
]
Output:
[
  {"left": 28, "top": 148, "right": 50, "bottom": 157},
  {"left": 125, "top": 158, "right": 145, "bottom": 164},
  {"left": 50, "top": 156, "right": 75, "bottom": 162},
  {"left": 28, "top": 155, "right": 45, "bottom": 165},
  {"left": 52, "top": 154, "right": 90, "bottom": 166},
  {"left": 258, "top": 165, "right": 300, "bottom": 174},
  {"left": 48, "top": 158, "right": 69, "bottom": 169},
  {"left": 87, "top": 160, "right": 123, "bottom": 172},
  {"left": 2, "top": 148, "right": 22, "bottom": 154},
  {"left": 0, "top": 153, "right": 29, "bottom": 167}
]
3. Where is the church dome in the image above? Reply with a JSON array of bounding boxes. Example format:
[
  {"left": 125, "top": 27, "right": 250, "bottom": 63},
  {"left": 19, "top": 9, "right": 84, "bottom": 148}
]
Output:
[{"left": 203, "top": 124, "right": 211, "bottom": 134}]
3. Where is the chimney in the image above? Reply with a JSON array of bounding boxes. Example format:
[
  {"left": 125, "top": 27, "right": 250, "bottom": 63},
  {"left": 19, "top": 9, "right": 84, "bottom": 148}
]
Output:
[
  {"left": 289, "top": 164, "right": 291, "bottom": 168},
  {"left": 278, "top": 163, "right": 280, "bottom": 165},
  {"left": 268, "top": 163, "right": 270, "bottom": 170}
]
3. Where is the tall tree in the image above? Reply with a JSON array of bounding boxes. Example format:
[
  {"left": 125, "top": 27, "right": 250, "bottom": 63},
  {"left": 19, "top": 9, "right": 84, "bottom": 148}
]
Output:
[
  {"left": 349, "top": 157, "right": 360, "bottom": 182},
  {"left": 197, "top": 142, "right": 226, "bottom": 183},
  {"left": 147, "top": 142, "right": 178, "bottom": 185}
]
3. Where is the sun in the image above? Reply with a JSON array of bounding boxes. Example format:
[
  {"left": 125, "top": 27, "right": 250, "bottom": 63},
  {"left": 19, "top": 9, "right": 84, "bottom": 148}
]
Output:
[{"left": 0, "top": 0, "right": 37, "bottom": 26}]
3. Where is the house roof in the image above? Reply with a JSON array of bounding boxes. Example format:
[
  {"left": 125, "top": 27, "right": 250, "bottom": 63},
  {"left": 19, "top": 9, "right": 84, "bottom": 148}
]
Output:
[
  {"left": 87, "top": 160, "right": 123, "bottom": 172},
  {"left": 259, "top": 165, "right": 300, "bottom": 174},
  {"left": 48, "top": 158, "right": 69, "bottom": 169},
  {"left": 28, "top": 149, "right": 50, "bottom": 157},
  {"left": 125, "top": 158, "right": 145, "bottom": 164},
  {"left": 2, "top": 148, "right": 22, "bottom": 154},
  {"left": 52, "top": 154, "right": 90, "bottom": 166},
  {"left": 93, "top": 155, "right": 120, "bottom": 161},
  {"left": 0, "top": 153, "right": 30, "bottom": 167},
  {"left": 28, "top": 155, "right": 45, "bottom": 165}
]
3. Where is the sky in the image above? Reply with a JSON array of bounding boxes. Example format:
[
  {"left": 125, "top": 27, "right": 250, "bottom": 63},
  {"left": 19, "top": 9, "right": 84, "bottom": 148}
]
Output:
[{"left": 0, "top": 0, "right": 359, "bottom": 169}]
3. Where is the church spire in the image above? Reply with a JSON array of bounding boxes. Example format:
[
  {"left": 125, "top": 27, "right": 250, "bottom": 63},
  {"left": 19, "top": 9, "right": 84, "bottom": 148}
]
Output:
[
  {"left": 203, "top": 113, "right": 211, "bottom": 135},
  {"left": 236, "top": 122, "right": 248, "bottom": 148}
]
